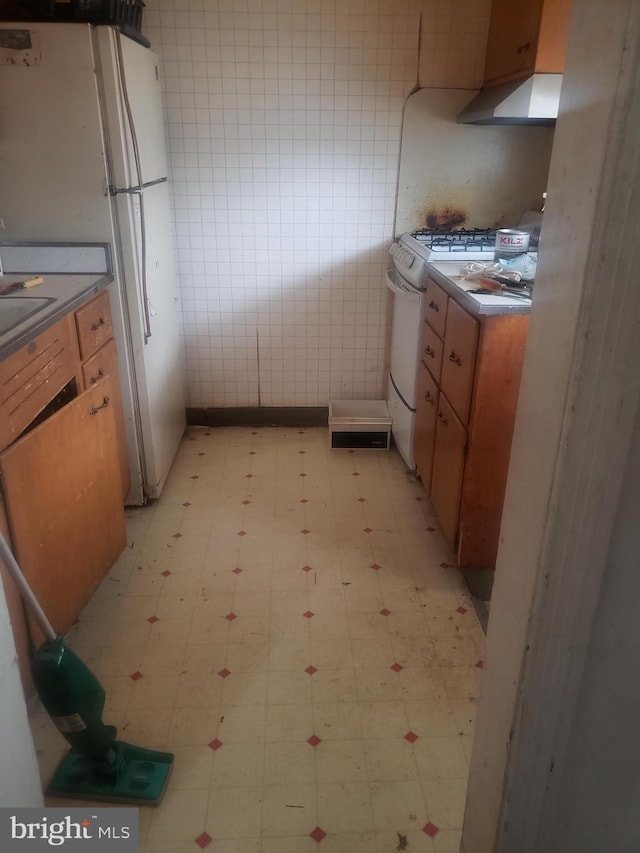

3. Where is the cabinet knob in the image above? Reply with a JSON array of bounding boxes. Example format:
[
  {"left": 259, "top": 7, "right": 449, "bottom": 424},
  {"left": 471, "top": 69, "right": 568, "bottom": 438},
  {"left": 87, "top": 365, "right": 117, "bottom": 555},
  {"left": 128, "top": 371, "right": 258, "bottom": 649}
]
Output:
[
  {"left": 437, "top": 411, "right": 448, "bottom": 425},
  {"left": 425, "top": 391, "right": 434, "bottom": 405},
  {"left": 448, "top": 351, "right": 462, "bottom": 366},
  {"left": 91, "top": 317, "right": 106, "bottom": 332},
  {"left": 425, "top": 345, "right": 435, "bottom": 358},
  {"left": 429, "top": 300, "right": 439, "bottom": 312},
  {"left": 517, "top": 41, "right": 531, "bottom": 54}
]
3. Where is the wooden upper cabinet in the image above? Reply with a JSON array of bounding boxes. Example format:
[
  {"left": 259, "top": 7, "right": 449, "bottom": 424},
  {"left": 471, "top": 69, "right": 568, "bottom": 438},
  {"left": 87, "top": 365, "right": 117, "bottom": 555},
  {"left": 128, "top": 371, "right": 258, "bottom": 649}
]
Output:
[{"left": 484, "top": 0, "right": 572, "bottom": 87}]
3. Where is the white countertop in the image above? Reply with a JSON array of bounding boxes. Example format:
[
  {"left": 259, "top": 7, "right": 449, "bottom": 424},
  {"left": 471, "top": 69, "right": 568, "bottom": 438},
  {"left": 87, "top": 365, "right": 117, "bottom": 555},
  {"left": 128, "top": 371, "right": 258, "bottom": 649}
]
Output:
[
  {"left": 0, "top": 273, "right": 113, "bottom": 359},
  {"left": 426, "top": 261, "right": 532, "bottom": 316}
]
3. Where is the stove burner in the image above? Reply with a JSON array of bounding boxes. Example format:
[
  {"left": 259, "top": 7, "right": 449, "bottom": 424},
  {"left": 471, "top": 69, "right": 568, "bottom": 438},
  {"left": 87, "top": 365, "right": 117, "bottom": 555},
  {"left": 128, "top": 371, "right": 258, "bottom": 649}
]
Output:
[{"left": 412, "top": 228, "right": 497, "bottom": 252}]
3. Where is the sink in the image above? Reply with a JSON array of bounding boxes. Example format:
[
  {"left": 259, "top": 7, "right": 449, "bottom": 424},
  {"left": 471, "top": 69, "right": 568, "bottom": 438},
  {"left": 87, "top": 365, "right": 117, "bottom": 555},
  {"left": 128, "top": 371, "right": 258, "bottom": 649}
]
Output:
[{"left": 0, "top": 296, "right": 55, "bottom": 336}]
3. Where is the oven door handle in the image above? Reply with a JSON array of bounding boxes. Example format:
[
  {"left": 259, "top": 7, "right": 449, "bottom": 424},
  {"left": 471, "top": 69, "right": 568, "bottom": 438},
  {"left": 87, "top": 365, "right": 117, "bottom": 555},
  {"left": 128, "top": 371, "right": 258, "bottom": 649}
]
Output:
[{"left": 385, "top": 268, "right": 422, "bottom": 302}]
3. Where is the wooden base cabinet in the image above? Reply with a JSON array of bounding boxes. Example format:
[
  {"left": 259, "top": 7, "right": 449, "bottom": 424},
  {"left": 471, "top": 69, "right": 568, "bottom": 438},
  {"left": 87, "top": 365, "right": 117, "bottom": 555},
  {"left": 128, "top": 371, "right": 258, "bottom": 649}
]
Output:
[
  {"left": 0, "top": 287, "right": 129, "bottom": 687},
  {"left": 0, "top": 378, "right": 126, "bottom": 643},
  {"left": 414, "top": 360, "right": 439, "bottom": 491},
  {"left": 414, "top": 278, "right": 529, "bottom": 568},
  {"left": 431, "top": 393, "right": 468, "bottom": 549}
]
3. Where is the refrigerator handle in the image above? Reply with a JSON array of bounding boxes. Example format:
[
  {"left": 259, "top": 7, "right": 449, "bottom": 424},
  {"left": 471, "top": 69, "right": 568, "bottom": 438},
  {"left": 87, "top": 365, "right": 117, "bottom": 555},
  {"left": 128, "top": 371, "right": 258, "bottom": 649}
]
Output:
[
  {"left": 115, "top": 29, "right": 144, "bottom": 187},
  {"left": 109, "top": 181, "right": 167, "bottom": 343},
  {"left": 113, "top": 28, "right": 154, "bottom": 343},
  {"left": 133, "top": 190, "right": 153, "bottom": 343}
]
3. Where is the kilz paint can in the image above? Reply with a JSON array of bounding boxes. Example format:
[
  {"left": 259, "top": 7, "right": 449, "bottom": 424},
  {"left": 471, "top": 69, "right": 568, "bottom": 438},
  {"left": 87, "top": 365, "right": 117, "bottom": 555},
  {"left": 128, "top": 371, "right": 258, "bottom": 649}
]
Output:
[{"left": 494, "top": 229, "right": 530, "bottom": 261}]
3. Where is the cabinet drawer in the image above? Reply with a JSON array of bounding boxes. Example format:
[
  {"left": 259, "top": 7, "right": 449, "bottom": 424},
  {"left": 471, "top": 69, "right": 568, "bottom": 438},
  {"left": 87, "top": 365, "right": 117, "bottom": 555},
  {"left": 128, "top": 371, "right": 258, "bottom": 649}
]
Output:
[
  {"left": 81, "top": 337, "right": 118, "bottom": 390},
  {"left": 431, "top": 393, "right": 468, "bottom": 552},
  {"left": 75, "top": 290, "right": 113, "bottom": 361},
  {"left": 421, "top": 323, "right": 444, "bottom": 383},
  {"left": 0, "top": 315, "right": 76, "bottom": 450},
  {"left": 82, "top": 339, "right": 130, "bottom": 498},
  {"left": 423, "top": 279, "right": 448, "bottom": 338},
  {"left": 414, "top": 361, "right": 439, "bottom": 491},
  {"left": 441, "top": 299, "right": 478, "bottom": 424}
]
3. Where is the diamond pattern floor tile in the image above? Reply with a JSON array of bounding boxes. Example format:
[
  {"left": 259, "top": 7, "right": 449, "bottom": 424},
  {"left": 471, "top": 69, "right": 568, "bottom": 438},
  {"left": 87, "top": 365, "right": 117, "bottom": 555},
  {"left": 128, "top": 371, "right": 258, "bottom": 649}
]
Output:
[{"left": 33, "top": 427, "right": 483, "bottom": 848}]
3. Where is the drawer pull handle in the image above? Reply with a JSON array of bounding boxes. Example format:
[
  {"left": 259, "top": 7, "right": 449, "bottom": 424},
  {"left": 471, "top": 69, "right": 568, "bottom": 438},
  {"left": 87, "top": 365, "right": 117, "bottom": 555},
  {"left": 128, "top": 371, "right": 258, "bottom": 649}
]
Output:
[
  {"left": 425, "top": 345, "right": 435, "bottom": 358},
  {"left": 425, "top": 391, "right": 434, "bottom": 405},
  {"left": 89, "top": 368, "right": 105, "bottom": 385},
  {"left": 448, "top": 351, "right": 462, "bottom": 366},
  {"left": 91, "top": 317, "right": 106, "bottom": 331},
  {"left": 90, "top": 396, "right": 110, "bottom": 415},
  {"left": 437, "top": 412, "right": 448, "bottom": 425},
  {"left": 429, "top": 300, "right": 439, "bottom": 312}
]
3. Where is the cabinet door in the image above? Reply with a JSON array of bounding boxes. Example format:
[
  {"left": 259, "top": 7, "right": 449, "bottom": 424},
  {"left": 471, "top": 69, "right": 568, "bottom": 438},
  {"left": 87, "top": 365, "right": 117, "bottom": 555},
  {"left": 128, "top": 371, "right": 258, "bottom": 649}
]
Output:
[
  {"left": 536, "top": 0, "right": 572, "bottom": 73},
  {"left": 431, "top": 394, "right": 467, "bottom": 552},
  {"left": 0, "top": 378, "right": 126, "bottom": 641},
  {"left": 0, "top": 494, "right": 33, "bottom": 696},
  {"left": 421, "top": 323, "right": 444, "bottom": 384},
  {"left": 484, "top": 0, "right": 543, "bottom": 85},
  {"left": 414, "top": 360, "right": 439, "bottom": 491},
  {"left": 82, "top": 339, "right": 130, "bottom": 498},
  {"left": 423, "top": 279, "right": 448, "bottom": 339},
  {"left": 441, "top": 298, "right": 478, "bottom": 425}
]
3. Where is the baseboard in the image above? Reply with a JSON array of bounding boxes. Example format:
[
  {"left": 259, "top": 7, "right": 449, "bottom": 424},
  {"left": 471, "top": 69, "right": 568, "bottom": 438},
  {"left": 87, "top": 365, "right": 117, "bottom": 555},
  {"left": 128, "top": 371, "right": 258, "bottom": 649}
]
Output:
[{"left": 186, "top": 407, "right": 329, "bottom": 428}]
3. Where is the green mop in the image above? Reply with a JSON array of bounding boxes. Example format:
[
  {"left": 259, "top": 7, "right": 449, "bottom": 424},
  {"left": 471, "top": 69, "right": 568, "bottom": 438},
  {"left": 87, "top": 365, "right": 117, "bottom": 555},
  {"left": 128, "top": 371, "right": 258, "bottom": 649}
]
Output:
[{"left": 0, "top": 532, "right": 173, "bottom": 805}]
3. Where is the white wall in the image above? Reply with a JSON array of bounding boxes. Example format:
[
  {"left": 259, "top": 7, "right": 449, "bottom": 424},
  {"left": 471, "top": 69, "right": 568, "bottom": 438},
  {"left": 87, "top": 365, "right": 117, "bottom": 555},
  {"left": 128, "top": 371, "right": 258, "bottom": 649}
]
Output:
[
  {"left": 395, "top": 88, "right": 552, "bottom": 234},
  {"left": 545, "top": 404, "right": 640, "bottom": 850},
  {"left": 418, "top": 0, "right": 491, "bottom": 89},
  {"left": 144, "top": 0, "right": 500, "bottom": 411},
  {"left": 462, "top": 1, "right": 640, "bottom": 849},
  {"left": 0, "top": 587, "right": 43, "bottom": 807},
  {"left": 145, "top": 0, "right": 423, "bottom": 409}
]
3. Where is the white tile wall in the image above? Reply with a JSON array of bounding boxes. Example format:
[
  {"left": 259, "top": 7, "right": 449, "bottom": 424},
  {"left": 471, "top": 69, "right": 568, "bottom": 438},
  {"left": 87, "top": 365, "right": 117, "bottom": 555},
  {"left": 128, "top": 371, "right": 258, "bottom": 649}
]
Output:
[
  {"left": 418, "top": 0, "right": 491, "bottom": 89},
  {"left": 145, "top": 0, "right": 421, "bottom": 408},
  {"left": 145, "top": 1, "right": 493, "bottom": 409}
]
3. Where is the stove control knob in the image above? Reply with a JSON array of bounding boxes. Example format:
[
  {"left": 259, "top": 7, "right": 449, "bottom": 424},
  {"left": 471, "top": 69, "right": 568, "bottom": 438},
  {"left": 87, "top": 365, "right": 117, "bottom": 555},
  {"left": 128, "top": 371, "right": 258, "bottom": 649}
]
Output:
[
  {"left": 399, "top": 250, "right": 414, "bottom": 269},
  {"left": 389, "top": 243, "right": 399, "bottom": 257}
]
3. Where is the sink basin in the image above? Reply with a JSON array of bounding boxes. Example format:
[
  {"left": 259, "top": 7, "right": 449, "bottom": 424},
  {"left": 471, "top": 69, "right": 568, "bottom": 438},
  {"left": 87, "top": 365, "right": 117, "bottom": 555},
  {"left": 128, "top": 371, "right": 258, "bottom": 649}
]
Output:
[{"left": 0, "top": 296, "right": 55, "bottom": 336}]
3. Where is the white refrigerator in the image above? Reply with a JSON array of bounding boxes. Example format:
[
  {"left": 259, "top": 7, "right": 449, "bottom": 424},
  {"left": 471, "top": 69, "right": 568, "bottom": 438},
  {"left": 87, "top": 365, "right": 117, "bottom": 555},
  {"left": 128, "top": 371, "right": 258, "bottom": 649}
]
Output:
[{"left": 0, "top": 23, "right": 185, "bottom": 505}]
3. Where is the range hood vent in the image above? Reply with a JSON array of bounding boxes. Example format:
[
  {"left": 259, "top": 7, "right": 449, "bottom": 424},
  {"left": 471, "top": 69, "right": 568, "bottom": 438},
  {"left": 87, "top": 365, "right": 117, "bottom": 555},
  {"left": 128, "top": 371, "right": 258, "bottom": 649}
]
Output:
[{"left": 457, "top": 74, "right": 563, "bottom": 126}]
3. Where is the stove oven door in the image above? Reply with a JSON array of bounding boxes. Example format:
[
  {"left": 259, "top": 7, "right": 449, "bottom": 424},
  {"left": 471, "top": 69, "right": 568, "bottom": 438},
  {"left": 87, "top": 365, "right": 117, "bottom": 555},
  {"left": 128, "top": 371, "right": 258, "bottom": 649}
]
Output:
[
  {"left": 385, "top": 269, "right": 423, "bottom": 470},
  {"left": 385, "top": 269, "right": 423, "bottom": 408}
]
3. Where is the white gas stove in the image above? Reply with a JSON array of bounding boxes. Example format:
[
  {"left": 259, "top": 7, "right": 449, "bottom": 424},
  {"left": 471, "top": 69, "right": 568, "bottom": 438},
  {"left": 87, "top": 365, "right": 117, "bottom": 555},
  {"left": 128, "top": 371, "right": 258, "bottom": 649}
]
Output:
[
  {"left": 385, "top": 228, "right": 529, "bottom": 470},
  {"left": 390, "top": 228, "right": 498, "bottom": 292},
  {"left": 408, "top": 228, "right": 498, "bottom": 260}
]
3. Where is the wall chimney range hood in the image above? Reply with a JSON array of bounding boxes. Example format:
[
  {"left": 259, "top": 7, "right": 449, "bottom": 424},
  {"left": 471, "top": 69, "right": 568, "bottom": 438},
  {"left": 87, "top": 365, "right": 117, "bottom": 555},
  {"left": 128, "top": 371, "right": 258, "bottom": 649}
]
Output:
[{"left": 457, "top": 74, "right": 563, "bottom": 126}]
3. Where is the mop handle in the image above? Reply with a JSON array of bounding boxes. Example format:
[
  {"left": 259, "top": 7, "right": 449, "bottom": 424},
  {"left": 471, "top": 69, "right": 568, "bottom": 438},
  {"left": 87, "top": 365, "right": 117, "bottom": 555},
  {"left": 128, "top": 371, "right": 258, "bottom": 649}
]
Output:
[{"left": 0, "top": 531, "right": 57, "bottom": 643}]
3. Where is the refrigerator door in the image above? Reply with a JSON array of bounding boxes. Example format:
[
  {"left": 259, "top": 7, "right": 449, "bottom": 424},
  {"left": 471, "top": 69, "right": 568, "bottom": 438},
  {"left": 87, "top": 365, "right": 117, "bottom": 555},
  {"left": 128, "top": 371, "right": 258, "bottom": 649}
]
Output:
[
  {"left": 0, "top": 23, "right": 147, "bottom": 502},
  {"left": 96, "top": 28, "right": 185, "bottom": 498},
  {"left": 98, "top": 28, "right": 168, "bottom": 186},
  {"left": 114, "top": 181, "right": 185, "bottom": 497}
]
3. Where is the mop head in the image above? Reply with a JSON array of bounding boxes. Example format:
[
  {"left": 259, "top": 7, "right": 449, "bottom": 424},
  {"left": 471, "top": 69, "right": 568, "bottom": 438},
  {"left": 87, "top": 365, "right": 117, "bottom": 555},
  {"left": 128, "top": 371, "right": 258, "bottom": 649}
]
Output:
[{"left": 46, "top": 741, "right": 174, "bottom": 806}]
